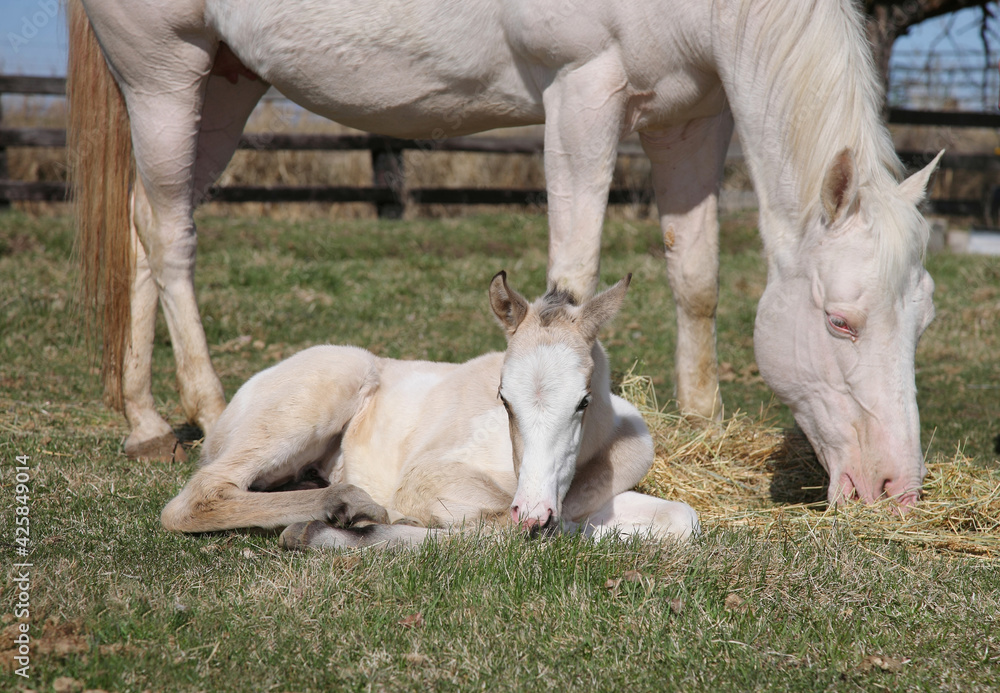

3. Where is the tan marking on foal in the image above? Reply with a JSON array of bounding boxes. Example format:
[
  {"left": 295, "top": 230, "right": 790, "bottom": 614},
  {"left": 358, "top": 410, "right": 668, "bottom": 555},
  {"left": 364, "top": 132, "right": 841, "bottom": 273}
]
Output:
[{"left": 663, "top": 225, "right": 676, "bottom": 250}]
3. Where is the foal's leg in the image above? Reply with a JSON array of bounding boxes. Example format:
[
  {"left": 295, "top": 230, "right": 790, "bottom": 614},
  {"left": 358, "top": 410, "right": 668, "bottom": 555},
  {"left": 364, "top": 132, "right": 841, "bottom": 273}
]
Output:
[
  {"left": 162, "top": 478, "right": 388, "bottom": 534},
  {"left": 561, "top": 395, "right": 656, "bottom": 521},
  {"left": 160, "top": 346, "right": 386, "bottom": 533},
  {"left": 279, "top": 522, "right": 445, "bottom": 551},
  {"left": 574, "top": 491, "right": 699, "bottom": 542},
  {"left": 641, "top": 111, "right": 735, "bottom": 420},
  {"left": 543, "top": 55, "right": 627, "bottom": 300},
  {"left": 561, "top": 395, "right": 698, "bottom": 541}
]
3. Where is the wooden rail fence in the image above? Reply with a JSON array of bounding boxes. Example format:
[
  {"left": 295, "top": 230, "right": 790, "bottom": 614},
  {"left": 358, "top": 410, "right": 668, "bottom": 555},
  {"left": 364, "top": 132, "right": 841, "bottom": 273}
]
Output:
[{"left": 2, "top": 75, "right": 998, "bottom": 219}]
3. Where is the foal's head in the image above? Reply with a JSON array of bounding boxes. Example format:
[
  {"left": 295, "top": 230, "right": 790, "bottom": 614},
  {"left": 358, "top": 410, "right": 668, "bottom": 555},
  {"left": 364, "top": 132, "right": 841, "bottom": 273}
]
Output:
[{"left": 489, "top": 271, "right": 630, "bottom": 531}]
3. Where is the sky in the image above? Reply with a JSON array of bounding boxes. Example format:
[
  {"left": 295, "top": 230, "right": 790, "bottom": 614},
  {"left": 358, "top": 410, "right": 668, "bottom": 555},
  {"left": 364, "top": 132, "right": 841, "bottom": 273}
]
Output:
[
  {"left": 1, "top": 0, "right": 996, "bottom": 102},
  {"left": 3, "top": 0, "right": 66, "bottom": 76}
]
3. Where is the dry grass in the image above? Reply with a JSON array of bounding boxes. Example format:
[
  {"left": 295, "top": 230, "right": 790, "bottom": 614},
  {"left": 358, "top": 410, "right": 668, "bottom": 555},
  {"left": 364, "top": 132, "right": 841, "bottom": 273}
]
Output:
[{"left": 619, "top": 371, "right": 1000, "bottom": 559}]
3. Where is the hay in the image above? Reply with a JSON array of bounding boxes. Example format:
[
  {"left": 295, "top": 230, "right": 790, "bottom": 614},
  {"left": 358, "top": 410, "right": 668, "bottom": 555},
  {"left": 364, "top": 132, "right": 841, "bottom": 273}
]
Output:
[{"left": 618, "top": 370, "right": 1000, "bottom": 558}]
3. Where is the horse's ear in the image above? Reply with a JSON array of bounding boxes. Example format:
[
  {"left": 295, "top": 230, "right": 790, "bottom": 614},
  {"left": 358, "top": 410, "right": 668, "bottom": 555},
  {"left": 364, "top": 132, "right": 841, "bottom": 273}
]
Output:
[
  {"left": 898, "top": 149, "right": 944, "bottom": 205},
  {"left": 579, "top": 274, "right": 631, "bottom": 340},
  {"left": 821, "top": 148, "right": 859, "bottom": 225},
  {"left": 489, "top": 270, "right": 529, "bottom": 336}
]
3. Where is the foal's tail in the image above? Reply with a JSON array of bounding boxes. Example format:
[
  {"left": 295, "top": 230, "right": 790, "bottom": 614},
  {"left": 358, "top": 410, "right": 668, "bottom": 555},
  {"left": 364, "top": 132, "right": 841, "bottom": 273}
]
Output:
[{"left": 67, "top": 0, "right": 134, "bottom": 411}]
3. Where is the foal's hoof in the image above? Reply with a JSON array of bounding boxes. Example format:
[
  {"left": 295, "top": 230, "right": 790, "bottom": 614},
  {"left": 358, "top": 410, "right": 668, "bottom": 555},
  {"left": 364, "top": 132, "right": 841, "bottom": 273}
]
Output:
[
  {"left": 279, "top": 521, "right": 326, "bottom": 551},
  {"left": 324, "top": 484, "right": 389, "bottom": 527},
  {"left": 124, "top": 432, "right": 187, "bottom": 463},
  {"left": 392, "top": 515, "right": 424, "bottom": 527}
]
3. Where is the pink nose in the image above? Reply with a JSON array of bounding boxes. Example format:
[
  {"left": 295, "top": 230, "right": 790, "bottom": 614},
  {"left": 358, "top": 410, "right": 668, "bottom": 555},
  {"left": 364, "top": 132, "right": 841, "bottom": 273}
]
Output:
[
  {"left": 837, "top": 472, "right": 921, "bottom": 509},
  {"left": 883, "top": 477, "right": 920, "bottom": 511},
  {"left": 510, "top": 505, "right": 553, "bottom": 530}
]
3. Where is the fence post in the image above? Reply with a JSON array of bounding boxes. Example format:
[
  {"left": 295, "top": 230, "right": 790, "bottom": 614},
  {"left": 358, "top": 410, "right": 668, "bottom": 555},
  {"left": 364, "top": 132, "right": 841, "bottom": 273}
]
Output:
[
  {"left": 0, "top": 91, "right": 8, "bottom": 210},
  {"left": 371, "top": 145, "right": 404, "bottom": 219}
]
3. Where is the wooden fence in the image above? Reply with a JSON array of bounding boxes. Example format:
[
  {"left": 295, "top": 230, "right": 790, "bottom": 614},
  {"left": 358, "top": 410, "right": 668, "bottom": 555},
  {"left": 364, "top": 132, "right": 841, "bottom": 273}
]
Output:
[{"left": 2, "top": 75, "right": 998, "bottom": 220}]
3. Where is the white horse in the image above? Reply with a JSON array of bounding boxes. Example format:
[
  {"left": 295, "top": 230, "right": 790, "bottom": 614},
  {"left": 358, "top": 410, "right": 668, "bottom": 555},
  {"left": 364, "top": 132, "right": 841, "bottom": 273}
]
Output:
[
  {"left": 69, "top": 0, "right": 941, "bottom": 506},
  {"left": 160, "top": 272, "right": 699, "bottom": 547}
]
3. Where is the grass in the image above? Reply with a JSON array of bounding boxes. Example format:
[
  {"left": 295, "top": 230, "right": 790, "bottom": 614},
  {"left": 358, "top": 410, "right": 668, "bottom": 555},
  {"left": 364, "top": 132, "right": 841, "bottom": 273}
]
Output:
[{"left": 1, "top": 208, "right": 999, "bottom": 691}]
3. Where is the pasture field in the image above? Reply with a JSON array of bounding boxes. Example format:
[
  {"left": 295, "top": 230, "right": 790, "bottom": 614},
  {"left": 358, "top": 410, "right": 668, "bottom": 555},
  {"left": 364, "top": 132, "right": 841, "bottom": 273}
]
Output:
[{"left": 1, "top": 209, "right": 998, "bottom": 691}]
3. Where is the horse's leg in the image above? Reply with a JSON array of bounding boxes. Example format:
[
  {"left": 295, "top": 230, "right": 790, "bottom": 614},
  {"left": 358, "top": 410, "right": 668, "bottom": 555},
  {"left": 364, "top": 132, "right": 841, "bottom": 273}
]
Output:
[
  {"left": 169, "top": 75, "right": 269, "bottom": 434},
  {"left": 125, "top": 68, "right": 267, "bottom": 452},
  {"left": 122, "top": 190, "right": 183, "bottom": 461},
  {"left": 279, "top": 521, "right": 445, "bottom": 551},
  {"left": 640, "top": 110, "right": 735, "bottom": 420},
  {"left": 543, "top": 57, "right": 627, "bottom": 299},
  {"left": 573, "top": 491, "right": 699, "bottom": 542},
  {"left": 102, "top": 34, "right": 213, "bottom": 457},
  {"left": 191, "top": 74, "right": 270, "bottom": 207}
]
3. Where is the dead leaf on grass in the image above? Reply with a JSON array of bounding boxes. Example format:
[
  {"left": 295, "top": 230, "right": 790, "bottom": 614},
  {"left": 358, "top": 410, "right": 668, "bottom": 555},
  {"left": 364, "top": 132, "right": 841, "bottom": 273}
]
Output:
[
  {"left": 724, "top": 593, "right": 751, "bottom": 614},
  {"left": 37, "top": 620, "right": 88, "bottom": 657},
  {"left": 52, "top": 677, "right": 84, "bottom": 693},
  {"left": 859, "top": 654, "right": 909, "bottom": 673},
  {"left": 398, "top": 613, "right": 424, "bottom": 628},
  {"left": 98, "top": 643, "right": 142, "bottom": 657},
  {"left": 606, "top": 570, "right": 647, "bottom": 590}
]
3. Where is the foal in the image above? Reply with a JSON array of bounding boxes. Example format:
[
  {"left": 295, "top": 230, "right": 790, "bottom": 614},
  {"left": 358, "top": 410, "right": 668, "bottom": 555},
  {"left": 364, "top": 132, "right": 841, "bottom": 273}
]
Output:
[{"left": 161, "top": 272, "right": 698, "bottom": 548}]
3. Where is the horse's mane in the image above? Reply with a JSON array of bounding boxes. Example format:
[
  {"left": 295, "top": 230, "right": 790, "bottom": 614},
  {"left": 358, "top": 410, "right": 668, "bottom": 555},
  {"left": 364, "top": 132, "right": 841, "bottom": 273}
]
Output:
[
  {"left": 535, "top": 288, "right": 578, "bottom": 327},
  {"left": 734, "top": 0, "right": 927, "bottom": 292}
]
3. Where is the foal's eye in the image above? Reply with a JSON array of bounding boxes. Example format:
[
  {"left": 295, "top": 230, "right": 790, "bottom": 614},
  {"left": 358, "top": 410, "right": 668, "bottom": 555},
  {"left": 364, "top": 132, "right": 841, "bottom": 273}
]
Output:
[
  {"left": 576, "top": 394, "right": 592, "bottom": 413},
  {"left": 827, "top": 314, "right": 858, "bottom": 341}
]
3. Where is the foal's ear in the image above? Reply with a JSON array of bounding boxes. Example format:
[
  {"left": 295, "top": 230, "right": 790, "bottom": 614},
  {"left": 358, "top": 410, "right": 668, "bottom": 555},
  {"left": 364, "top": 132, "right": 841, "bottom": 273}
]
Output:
[
  {"left": 580, "top": 274, "right": 631, "bottom": 340},
  {"left": 489, "top": 270, "right": 529, "bottom": 336},
  {"left": 821, "top": 147, "right": 859, "bottom": 225}
]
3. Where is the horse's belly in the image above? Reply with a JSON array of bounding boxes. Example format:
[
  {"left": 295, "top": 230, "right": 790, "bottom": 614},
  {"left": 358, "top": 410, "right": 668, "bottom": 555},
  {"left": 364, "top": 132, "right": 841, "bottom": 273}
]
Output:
[
  {"left": 207, "top": 0, "right": 545, "bottom": 137},
  {"left": 283, "top": 89, "right": 543, "bottom": 140}
]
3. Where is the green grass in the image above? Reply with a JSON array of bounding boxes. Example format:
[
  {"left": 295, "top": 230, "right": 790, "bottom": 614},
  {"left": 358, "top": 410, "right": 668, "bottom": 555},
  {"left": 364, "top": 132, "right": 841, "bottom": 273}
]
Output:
[{"left": 1, "top": 209, "right": 998, "bottom": 691}]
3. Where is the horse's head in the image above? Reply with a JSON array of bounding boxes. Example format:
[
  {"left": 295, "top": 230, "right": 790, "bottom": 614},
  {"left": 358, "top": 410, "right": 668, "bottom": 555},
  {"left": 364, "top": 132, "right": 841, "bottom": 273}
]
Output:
[
  {"left": 754, "top": 148, "right": 942, "bottom": 507},
  {"left": 489, "top": 271, "right": 630, "bottom": 531}
]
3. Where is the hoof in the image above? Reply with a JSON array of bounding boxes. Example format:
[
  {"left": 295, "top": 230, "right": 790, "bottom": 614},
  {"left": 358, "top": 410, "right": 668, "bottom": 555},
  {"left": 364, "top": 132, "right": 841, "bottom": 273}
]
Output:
[
  {"left": 279, "top": 521, "right": 328, "bottom": 551},
  {"left": 124, "top": 432, "right": 187, "bottom": 463},
  {"left": 392, "top": 515, "right": 424, "bottom": 527},
  {"left": 325, "top": 484, "right": 389, "bottom": 527}
]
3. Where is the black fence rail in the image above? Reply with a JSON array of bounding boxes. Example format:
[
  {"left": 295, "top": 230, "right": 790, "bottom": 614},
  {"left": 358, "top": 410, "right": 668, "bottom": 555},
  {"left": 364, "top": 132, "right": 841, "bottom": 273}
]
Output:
[{"left": 2, "top": 75, "right": 998, "bottom": 219}]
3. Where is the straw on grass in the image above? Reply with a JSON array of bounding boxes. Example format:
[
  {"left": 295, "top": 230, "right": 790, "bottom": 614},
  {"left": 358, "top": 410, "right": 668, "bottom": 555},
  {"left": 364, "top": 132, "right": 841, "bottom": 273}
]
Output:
[{"left": 618, "top": 369, "right": 1000, "bottom": 558}]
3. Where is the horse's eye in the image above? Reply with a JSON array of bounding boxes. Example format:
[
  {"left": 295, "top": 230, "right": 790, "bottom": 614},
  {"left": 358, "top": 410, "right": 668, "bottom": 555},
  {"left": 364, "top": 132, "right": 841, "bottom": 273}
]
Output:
[
  {"left": 827, "top": 313, "right": 858, "bottom": 341},
  {"left": 576, "top": 394, "right": 591, "bottom": 412}
]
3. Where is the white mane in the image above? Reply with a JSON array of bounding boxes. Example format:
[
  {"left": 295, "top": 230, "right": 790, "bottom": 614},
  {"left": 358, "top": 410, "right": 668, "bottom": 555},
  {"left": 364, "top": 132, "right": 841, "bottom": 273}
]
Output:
[{"left": 734, "top": 0, "right": 927, "bottom": 291}]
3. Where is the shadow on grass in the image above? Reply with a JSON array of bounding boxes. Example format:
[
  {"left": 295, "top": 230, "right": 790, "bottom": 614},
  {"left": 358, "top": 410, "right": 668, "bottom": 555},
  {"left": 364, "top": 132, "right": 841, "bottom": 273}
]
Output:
[
  {"left": 768, "top": 428, "right": 829, "bottom": 506},
  {"left": 175, "top": 423, "right": 204, "bottom": 446}
]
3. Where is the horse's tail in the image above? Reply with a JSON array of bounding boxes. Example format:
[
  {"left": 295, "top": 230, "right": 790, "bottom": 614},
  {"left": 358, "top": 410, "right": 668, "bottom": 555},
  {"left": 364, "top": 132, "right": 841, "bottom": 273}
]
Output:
[{"left": 67, "top": 0, "right": 134, "bottom": 412}]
